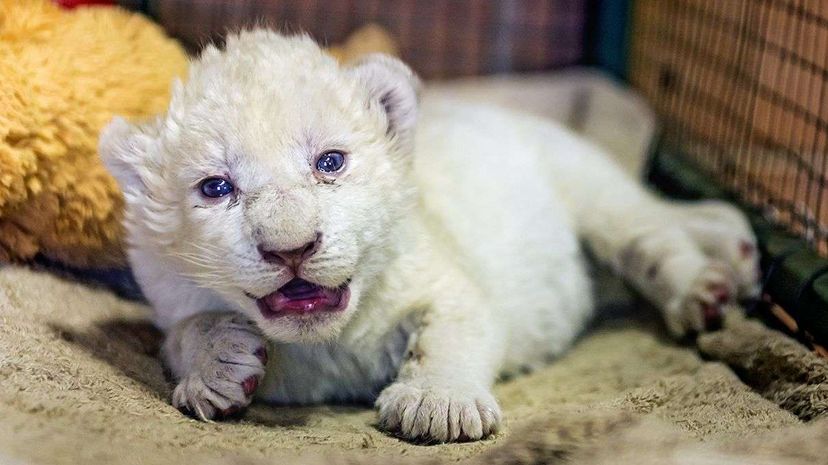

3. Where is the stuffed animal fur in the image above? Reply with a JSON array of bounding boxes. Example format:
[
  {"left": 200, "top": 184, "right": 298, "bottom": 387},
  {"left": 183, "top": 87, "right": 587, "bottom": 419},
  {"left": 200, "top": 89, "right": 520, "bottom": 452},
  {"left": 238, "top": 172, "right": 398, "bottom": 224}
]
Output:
[
  {"left": 0, "top": 0, "right": 395, "bottom": 268},
  {"left": 0, "top": 0, "right": 188, "bottom": 267}
]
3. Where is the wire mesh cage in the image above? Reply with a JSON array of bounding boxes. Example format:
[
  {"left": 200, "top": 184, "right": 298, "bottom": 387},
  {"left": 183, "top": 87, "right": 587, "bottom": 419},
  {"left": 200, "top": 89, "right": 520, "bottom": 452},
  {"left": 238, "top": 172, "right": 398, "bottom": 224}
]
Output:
[
  {"left": 630, "top": 0, "right": 828, "bottom": 256},
  {"left": 629, "top": 0, "right": 828, "bottom": 348}
]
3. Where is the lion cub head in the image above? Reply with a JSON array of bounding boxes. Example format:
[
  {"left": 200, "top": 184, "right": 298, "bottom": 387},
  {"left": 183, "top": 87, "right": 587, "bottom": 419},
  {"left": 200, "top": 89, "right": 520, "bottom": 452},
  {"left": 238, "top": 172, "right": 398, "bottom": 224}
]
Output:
[{"left": 100, "top": 30, "right": 420, "bottom": 342}]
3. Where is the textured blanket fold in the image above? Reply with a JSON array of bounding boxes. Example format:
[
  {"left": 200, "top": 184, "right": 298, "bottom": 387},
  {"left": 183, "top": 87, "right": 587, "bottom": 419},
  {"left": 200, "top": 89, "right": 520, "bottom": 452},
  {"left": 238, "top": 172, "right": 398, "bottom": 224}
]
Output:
[{"left": 1, "top": 265, "right": 825, "bottom": 465}]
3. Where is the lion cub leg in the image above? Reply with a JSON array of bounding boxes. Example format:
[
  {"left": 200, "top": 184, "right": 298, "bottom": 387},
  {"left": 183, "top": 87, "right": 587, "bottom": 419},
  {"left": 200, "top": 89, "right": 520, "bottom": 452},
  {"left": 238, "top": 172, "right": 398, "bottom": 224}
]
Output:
[
  {"left": 613, "top": 200, "right": 763, "bottom": 337},
  {"left": 557, "top": 146, "right": 757, "bottom": 337},
  {"left": 612, "top": 223, "right": 740, "bottom": 336},
  {"left": 162, "top": 312, "right": 269, "bottom": 420},
  {"left": 375, "top": 276, "right": 504, "bottom": 443}
]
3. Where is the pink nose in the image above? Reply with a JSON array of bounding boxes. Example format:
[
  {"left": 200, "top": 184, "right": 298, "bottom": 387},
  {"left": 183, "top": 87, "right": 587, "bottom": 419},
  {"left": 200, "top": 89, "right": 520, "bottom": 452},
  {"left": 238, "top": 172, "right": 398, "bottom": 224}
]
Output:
[{"left": 259, "top": 234, "right": 321, "bottom": 268}]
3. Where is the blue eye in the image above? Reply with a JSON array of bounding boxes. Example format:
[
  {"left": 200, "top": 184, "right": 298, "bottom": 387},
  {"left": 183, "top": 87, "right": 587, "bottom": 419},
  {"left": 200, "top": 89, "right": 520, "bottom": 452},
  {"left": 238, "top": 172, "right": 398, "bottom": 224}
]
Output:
[
  {"left": 199, "top": 177, "right": 234, "bottom": 198},
  {"left": 315, "top": 151, "right": 346, "bottom": 174}
]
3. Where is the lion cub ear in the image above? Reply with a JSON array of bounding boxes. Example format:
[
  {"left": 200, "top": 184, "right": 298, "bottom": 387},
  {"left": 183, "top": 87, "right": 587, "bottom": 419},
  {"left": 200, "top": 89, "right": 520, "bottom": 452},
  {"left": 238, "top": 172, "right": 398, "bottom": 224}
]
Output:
[
  {"left": 99, "top": 116, "right": 161, "bottom": 196},
  {"left": 348, "top": 53, "right": 421, "bottom": 142}
]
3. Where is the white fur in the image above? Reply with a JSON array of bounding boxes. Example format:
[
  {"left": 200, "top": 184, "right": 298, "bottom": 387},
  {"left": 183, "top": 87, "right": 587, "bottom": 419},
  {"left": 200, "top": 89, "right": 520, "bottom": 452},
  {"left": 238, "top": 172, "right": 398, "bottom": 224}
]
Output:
[{"left": 100, "top": 30, "right": 760, "bottom": 442}]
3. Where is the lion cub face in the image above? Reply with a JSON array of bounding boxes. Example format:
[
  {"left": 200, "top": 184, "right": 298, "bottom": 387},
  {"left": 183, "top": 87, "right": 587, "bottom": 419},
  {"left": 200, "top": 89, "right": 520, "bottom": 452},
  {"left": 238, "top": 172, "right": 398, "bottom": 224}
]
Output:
[{"left": 101, "top": 31, "right": 419, "bottom": 342}]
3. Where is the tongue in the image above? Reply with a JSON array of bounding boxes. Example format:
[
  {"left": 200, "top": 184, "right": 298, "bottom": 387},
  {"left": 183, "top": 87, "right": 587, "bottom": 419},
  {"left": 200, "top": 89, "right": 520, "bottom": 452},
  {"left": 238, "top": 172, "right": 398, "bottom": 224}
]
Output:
[
  {"left": 279, "top": 278, "right": 323, "bottom": 300},
  {"left": 256, "top": 278, "right": 346, "bottom": 316}
]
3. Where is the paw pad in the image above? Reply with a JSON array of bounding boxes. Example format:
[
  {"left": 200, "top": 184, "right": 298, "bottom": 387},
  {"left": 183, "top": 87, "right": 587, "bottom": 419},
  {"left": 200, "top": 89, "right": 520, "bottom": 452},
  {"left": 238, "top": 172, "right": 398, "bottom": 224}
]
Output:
[
  {"left": 706, "top": 283, "right": 731, "bottom": 303},
  {"left": 739, "top": 240, "right": 755, "bottom": 259},
  {"left": 218, "top": 405, "right": 241, "bottom": 418},
  {"left": 242, "top": 376, "right": 259, "bottom": 396},
  {"left": 701, "top": 303, "right": 723, "bottom": 331}
]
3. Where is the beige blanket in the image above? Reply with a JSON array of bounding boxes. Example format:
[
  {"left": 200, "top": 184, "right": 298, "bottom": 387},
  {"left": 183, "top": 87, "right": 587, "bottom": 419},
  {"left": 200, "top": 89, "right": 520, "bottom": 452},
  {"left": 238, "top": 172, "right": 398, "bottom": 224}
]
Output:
[{"left": 1, "top": 265, "right": 827, "bottom": 465}]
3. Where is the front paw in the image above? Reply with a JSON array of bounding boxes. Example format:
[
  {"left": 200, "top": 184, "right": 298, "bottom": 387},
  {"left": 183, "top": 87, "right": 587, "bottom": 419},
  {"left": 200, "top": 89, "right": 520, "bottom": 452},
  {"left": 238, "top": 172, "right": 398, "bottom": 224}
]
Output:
[
  {"left": 172, "top": 336, "right": 268, "bottom": 420},
  {"left": 375, "top": 381, "right": 502, "bottom": 443}
]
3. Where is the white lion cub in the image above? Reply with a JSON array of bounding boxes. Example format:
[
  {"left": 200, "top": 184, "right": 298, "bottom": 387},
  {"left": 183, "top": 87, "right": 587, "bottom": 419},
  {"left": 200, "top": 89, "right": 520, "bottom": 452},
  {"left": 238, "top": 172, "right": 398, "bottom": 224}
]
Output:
[{"left": 100, "top": 30, "right": 760, "bottom": 443}]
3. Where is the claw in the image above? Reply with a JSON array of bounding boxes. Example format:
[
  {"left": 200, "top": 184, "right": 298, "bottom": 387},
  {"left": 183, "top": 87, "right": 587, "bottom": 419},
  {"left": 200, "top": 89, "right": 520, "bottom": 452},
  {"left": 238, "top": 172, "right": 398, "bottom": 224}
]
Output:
[{"left": 177, "top": 405, "right": 194, "bottom": 417}]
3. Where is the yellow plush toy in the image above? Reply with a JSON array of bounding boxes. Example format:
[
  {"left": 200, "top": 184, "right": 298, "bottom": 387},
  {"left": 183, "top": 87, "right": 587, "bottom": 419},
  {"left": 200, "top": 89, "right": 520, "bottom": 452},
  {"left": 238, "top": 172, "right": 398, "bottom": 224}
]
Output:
[
  {"left": 327, "top": 23, "right": 398, "bottom": 64},
  {"left": 0, "top": 0, "right": 398, "bottom": 268},
  {"left": 0, "top": 0, "right": 188, "bottom": 267}
]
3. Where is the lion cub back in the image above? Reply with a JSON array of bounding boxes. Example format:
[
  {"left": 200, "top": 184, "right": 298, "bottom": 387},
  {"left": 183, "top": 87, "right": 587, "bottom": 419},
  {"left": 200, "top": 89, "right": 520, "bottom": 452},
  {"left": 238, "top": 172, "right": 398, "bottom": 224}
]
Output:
[{"left": 412, "top": 96, "right": 594, "bottom": 367}]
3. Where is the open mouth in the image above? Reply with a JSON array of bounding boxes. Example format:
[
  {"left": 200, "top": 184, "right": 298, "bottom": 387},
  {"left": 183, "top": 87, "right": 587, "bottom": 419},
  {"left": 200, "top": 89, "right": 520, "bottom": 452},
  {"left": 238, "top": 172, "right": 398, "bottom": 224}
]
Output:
[{"left": 256, "top": 278, "right": 350, "bottom": 319}]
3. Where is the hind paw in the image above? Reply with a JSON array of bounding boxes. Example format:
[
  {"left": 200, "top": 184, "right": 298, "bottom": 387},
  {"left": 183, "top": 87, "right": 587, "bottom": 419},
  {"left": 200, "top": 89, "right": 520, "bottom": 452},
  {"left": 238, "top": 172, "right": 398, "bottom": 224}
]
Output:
[{"left": 665, "top": 261, "right": 739, "bottom": 337}]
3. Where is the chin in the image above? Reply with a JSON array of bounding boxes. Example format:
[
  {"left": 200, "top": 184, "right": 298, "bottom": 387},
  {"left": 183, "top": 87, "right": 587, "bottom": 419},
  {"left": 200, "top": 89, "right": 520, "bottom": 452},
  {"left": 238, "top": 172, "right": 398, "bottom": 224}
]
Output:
[{"left": 255, "top": 305, "right": 356, "bottom": 343}]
